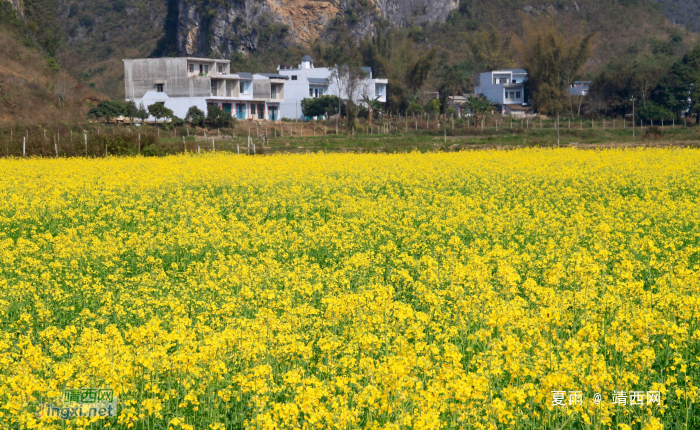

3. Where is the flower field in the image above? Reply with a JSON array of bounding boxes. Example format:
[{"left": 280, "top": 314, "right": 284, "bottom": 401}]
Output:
[{"left": 0, "top": 149, "right": 698, "bottom": 429}]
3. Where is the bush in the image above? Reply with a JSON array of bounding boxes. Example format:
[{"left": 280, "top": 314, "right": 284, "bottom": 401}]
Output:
[
  {"left": 171, "top": 116, "right": 185, "bottom": 127},
  {"left": 206, "top": 105, "right": 233, "bottom": 128},
  {"left": 643, "top": 126, "right": 664, "bottom": 140},
  {"left": 185, "top": 106, "right": 206, "bottom": 127}
]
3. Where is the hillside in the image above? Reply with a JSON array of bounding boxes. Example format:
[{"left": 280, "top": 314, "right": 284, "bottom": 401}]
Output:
[
  {"left": 1, "top": 0, "right": 700, "bottom": 102},
  {"left": 0, "top": 2, "right": 101, "bottom": 124}
]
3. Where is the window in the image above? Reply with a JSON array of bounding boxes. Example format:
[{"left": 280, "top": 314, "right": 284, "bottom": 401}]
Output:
[
  {"left": 204, "top": 65, "right": 209, "bottom": 74},
  {"left": 291, "top": 75, "right": 298, "bottom": 81},
  {"left": 504, "top": 91, "right": 508, "bottom": 99},
  {"left": 156, "top": 84, "right": 164, "bottom": 93},
  {"left": 315, "top": 88, "right": 319, "bottom": 97},
  {"left": 319, "top": 88, "right": 323, "bottom": 96},
  {"left": 510, "top": 92, "right": 515, "bottom": 99},
  {"left": 310, "top": 88, "right": 314, "bottom": 97},
  {"left": 271, "top": 85, "right": 277, "bottom": 99},
  {"left": 240, "top": 81, "right": 244, "bottom": 93},
  {"left": 211, "top": 81, "right": 216, "bottom": 96},
  {"left": 218, "top": 65, "right": 224, "bottom": 74},
  {"left": 226, "top": 81, "right": 233, "bottom": 97},
  {"left": 250, "top": 104, "right": 256, "bottom": 115},
  {"left": 512, "top": 79, "right": 517, "bottom": 83},
  {"left": 516, "top": 91, "right": 521, "bottom": 99},
  {"left": 189, "top": 64, "right": 194, "bottom": 73}
]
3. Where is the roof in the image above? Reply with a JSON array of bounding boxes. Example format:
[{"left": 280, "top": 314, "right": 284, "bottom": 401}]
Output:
[
  {"left": 236, "top": 72, "right": 254, "bottom": 79},
  {"left": 492, "top": 69, "right": 527, "bottom": 74},
  {"left": 308, "top": 78, "right": 329, "bottom": 85},
  {"left": 123, "top": 57, "right": 230, "bottom": 63},
  {"left": 257, "top": 73, "right": 289, "bottom": 80},
  {"left": 302, "top": 55, "right": 314, "bottom": 63},
  {"left": 185, "top": 57, "right": 230, "bottom": 63}
]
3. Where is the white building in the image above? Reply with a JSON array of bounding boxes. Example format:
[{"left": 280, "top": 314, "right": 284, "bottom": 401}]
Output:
[
  {"left": 474, "top": 69, "right": 528, "bottom": 114},
  {"left": 569, "top": 81, "right": 591, "bottom": 97},
  {"left": 123, "top": 57, "right": 287, "bottom": 122},
  {"left": 276, "top": 55, "right": 388, "bottom": 120}
]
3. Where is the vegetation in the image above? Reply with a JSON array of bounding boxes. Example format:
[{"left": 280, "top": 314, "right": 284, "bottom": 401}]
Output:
[
  {"left": 301, "top": 95, "right": 343, "bottom": 119},
  {"left": 205, "top": 104, "right": 233, "bottom": 128},
  {"left": 185, "top": 106, "right": 206, "bottom": 127}
]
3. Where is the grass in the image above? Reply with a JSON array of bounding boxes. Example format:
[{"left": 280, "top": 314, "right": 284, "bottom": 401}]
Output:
[{"left": 2, "top": 117, "right": 700, "bottom": 158}]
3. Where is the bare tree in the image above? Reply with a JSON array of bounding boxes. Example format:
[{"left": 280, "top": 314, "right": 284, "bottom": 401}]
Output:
[
  {"left": 54, "top": 77, "right": 74, "bottom": 109},
  {"left": 329, "top": 64, "right": 367, "bottom": 131}
]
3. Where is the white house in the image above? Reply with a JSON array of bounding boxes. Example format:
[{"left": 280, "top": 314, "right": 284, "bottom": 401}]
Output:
[
  {"left": 569, "top": 81, "right": 591, "bottom": 97},
  {"left": 474, "top": 69, "right": 528, "bottom": 115},
  {"left": 123, "top": 57, "right": 287, "bottom": 122},
  {"left": 276, "top": 55, "right": 388, "bottom": 120}
]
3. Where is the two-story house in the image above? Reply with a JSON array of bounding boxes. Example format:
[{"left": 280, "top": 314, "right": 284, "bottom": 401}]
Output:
[
  {"left": 474, "top": 69, "right": 529, "bottom": 115},
  {"left": 122, "top": 57, "right": 287, "bottom": 122},
  {"left": 276, "top": 55, "right": 388, "bottom": 120}
]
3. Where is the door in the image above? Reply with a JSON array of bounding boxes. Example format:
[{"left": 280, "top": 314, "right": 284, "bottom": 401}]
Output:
[
  {"left": 236, "top": 104, "right": 245, "bottom": 120},
  {"left": 223, "top": 103, "right": 232, "bottom": 115},
  {"left": 269, "top": 107, "right": 277, "bottom": 121},
  {"left": 257, "top": 104, "right": 265, "bottom": 120}
]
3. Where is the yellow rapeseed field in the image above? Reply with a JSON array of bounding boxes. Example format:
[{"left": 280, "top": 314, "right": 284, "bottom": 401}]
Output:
[{"left": 0, "top": 149, "right": 698, "bottom": 430}]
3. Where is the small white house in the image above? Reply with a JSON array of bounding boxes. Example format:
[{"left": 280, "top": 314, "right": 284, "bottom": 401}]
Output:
[
  {"left": 474, "top": 69, "right": 528, "bottom": 114},
  {"left": 569, "top": 81, "right": 591, "bottom": 97},
  {"left": 276, "top": 56, "right": 388, "bottom": 121}
]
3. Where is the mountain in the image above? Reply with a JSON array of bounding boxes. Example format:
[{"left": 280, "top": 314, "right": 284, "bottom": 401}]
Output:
[
  {"left": 2, "top": 0, "right": 700, "bottom": 101},
  {"left": 653, "top": 0, "right": 700, "bottom": 32},
  {"left": 0, "top": 1, "right": 101, "bottom": 124}
]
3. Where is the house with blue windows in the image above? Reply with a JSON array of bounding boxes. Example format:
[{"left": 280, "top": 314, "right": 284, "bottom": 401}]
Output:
[
  {"left": 474, "top": 69, "right": 530, "bottom": 116},
  {"left": 123, "top": 57, "right": 287, "bottom": 122}
]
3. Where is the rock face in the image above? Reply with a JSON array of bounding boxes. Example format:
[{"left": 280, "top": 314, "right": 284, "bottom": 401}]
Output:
[
  {"left": 175, "top": 0, "right": 459, "bottom": 57},
  {"left": 5, "top": 0, "right": 24, "bottom": 16}
]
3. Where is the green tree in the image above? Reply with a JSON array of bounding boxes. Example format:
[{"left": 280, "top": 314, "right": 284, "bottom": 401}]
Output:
[
  {"left": 301, "top": 95, "right": 343, "bottom": 119},
  {"left": 87, "top": 100, "right": 126, "bottom": 122},
  {"left": 466, "top": 24, "right": 515, "bottom": 71},
  {"left": 206, "top": 105, "right": 233, "bottom": 128},
  {"left": 653, "top": 43, "right": 700, "bottom": 123},
  {"left": 148, "top": 103, "right": 173, "bottom": 123},
  {"left": 517, "top": 17, "right": 594, "bottom": 115},
  {"left": 637, "top": 102, "right": 674, "bottom": 122},
  {"left": 464, "top": 94, "right": 494, "bottom": 129},
  {"left": 125, "top": 100, "right": 138, "bottom": 124},
  {"left": 136, "top": 102, "right": 149, "bottom": 123},
  {"left": 185, "top": 106, "right": 206, "bottom": 127},
  {"left": 362, "top": 95, "right": 382, "bottom": 128},
  {"left": 425, "top": 99, "right": 441, "bottom": 115}
]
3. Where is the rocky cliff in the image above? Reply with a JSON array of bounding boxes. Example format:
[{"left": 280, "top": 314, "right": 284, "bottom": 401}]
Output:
[{"left": 175, "top": 0, "right": 459, "bottom": 57}]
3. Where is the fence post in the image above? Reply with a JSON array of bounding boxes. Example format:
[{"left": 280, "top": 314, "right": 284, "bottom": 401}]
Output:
[
  {"left": 54, "top": 135, "right": 58, "bottom": 158},
  {"left": 84, "top": 133, "right": 88, "bottom": 156},
  {"left": 212, "top": 138, "right": 215, "bottom": 152},
  {"left": 23, "top": 137, "right": 25, "bottom": 157},
  {"left": 138, "top": 134, "right": 141, "bottom": 153},
  {"left": 183, "top": 136, "right": 186, "bottom": 152}
]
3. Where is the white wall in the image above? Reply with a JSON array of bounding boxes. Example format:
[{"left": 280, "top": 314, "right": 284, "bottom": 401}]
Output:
[{"left": 277, "top": 66, "right": 387, "bottom": 120}]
